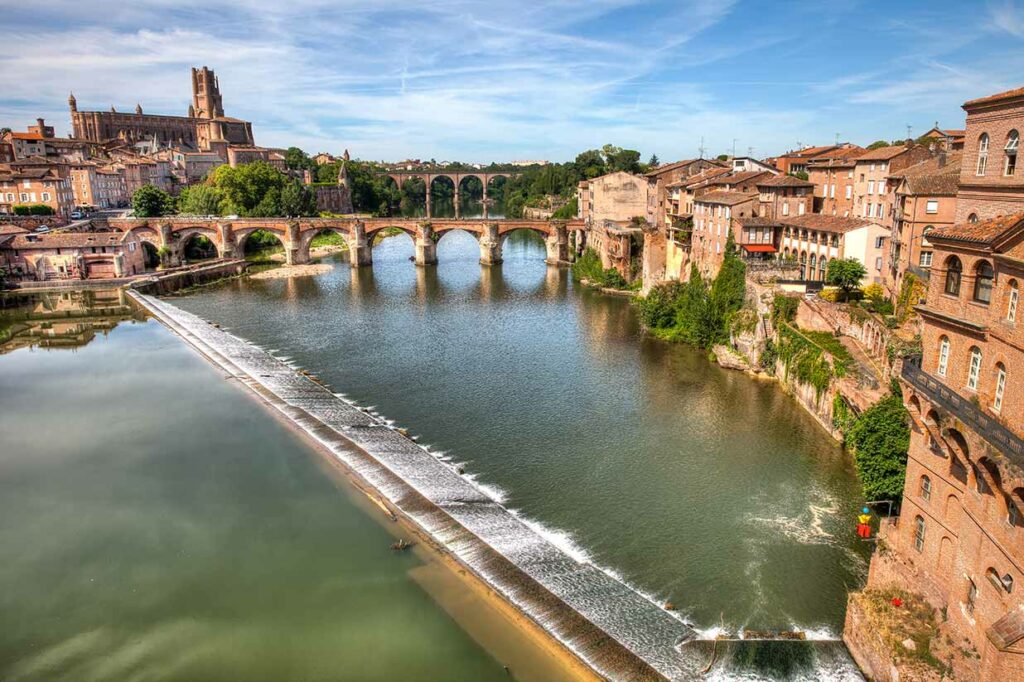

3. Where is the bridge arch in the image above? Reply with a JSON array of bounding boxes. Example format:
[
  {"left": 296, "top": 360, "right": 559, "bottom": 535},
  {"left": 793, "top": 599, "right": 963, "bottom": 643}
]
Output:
[{"left": 175, "top": 228, "right": 222, "bottom": 262}]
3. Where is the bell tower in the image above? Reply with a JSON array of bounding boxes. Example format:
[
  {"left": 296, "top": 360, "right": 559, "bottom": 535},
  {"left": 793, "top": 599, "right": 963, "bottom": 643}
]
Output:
[{"left": 191, "top": 66, "right": 224, "bottom": 119}]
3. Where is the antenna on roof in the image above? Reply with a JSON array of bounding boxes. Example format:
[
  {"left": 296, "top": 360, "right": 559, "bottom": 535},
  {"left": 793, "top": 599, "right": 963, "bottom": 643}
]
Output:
[
  {"left": 732, "top": 138, "right": 737, "bottom": 157},
  {"left": 747, "top": 146, "right": 754, "bottom": 157},
  {"left": 835, "top": 132, "right": 840, "bottom": 145},
  {"left": 906, "top": 124, "right": 913, "bottom": 140},
  {"left": 698, "top": 136, "right": 706, "bottom": 159}
]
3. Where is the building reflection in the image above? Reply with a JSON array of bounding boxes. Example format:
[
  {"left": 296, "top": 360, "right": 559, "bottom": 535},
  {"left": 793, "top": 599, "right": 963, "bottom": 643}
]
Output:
[{"left": 0, "top": 288, "right": 146, "bottom": 353}]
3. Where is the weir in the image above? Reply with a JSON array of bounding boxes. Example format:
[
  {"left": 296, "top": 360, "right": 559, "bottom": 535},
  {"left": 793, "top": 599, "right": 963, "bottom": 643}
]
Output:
[{"left": 129, "top": 291, "right": 708, "bottom": 680}]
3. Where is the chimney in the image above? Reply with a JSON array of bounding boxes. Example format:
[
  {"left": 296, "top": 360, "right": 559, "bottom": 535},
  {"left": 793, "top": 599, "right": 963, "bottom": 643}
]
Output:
[
  {"left": 36, "top": 117, "right": 45, "bottom": 130},
  {"left": 938, "top": 150, "right": 947, "bottom": 167}
]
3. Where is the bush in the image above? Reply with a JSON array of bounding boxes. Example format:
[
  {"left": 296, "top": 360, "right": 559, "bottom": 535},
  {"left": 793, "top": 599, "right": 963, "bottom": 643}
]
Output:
[
  {"left": 132, "top": 185, "right": 175, "bottom": 217},
  {"left": 12, "top": 204, "right": 55, "bottom": 216},
  {"left": 571, "top": 247, "right": 629, "bottom": 289},
  {"left": 847, "top": 394, "right": 911, "bottom": 502},
  {"left": 637, "top": 282, "right": 684, "bottom": 329}
]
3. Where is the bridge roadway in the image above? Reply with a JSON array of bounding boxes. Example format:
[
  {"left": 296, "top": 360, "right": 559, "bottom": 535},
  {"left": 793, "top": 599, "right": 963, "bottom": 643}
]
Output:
[{"left": 109, "top": 216, "right": 584, "bottom": 268}]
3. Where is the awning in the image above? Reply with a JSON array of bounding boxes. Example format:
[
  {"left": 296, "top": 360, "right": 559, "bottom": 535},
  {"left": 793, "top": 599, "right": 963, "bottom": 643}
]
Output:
[{"left": 741, "top": 244, "right": 777, "bottom": 253}]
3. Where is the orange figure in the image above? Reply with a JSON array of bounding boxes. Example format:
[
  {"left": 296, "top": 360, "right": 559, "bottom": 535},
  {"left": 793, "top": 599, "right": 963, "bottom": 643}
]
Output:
[{"left": 857, "top": 507, "right": 872, "bottom": 538}]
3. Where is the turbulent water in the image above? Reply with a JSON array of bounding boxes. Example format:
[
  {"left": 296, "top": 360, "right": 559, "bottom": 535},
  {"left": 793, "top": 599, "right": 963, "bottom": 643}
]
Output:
[{"left": 169, "top": 230, "right": 871, "bottom": 679}]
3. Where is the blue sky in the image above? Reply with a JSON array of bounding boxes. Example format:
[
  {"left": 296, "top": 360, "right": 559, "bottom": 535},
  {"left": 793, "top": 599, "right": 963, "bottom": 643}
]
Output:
[{"left": 2, "top": 0, "right": 1024, "bottom": 163}]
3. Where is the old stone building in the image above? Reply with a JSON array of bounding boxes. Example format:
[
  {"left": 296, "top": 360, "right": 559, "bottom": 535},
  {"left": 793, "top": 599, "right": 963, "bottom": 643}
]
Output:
[
  {"left": 848, "top": 213, "right": 1024, "bottom": 681},
  {"left": 690, "top": 190, "right": 758, "bottom": 278},
  {"left": 755, "top": 174, "right": 814, "bottom": 220},
  {"left": 956, "top": 87, "right": 1024, "bottom": 223},
  {"left": 807, "top": 146, "right": 866, "bottom": 216},
  {"left": 886, "top": 151, "right": 962, "bottom": 296},
  {"left": 0, "top": 230, "right": 146, "bottom": 280},
  {"left": 0, "top": 165, "right": 75, "bottom": 216},
  {"left": 69, "top": 66, "right": 255, "bottom": 157},
  {"left": 852, "top": 144, "right": 933, "bottom": 223}
]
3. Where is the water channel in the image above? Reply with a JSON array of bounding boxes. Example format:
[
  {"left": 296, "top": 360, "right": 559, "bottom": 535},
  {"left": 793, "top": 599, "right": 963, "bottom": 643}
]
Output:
[{"left": 1, "top": 228, "right": 870, "bottom": 679}]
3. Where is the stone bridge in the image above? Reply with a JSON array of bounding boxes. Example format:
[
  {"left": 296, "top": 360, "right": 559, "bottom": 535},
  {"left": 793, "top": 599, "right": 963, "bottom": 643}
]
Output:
[
  {"left": 108, "top": 216, "right": 583, "bottom": 267},
  {"left": 383, "top": 172, "right": 517, "bottom": 219}
]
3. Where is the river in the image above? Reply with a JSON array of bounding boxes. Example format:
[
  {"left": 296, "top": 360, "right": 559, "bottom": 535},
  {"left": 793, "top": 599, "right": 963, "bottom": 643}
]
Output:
[{"left": 176, "top": 230, "right": 870, "bottom": 675}]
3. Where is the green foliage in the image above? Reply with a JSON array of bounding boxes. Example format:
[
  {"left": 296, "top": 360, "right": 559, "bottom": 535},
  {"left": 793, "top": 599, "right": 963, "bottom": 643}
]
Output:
[
  {"left": 551, "top": 196, "right": 578, "bottom": 220},
  {"left": 789, "top": 171, "right": 809, "bottom": 181},
  {"left": 760, "top": 338, "right": 778, "bottom": 370},
  {"left": 775, "top": 324, "right": 848, "bottom": 397},
  {"left": 896, "top": 272, "right": 926, "bottom": 322},
  {"left": 131, "top": 184, "right": 175, "bottom": 217},
  {"left": 826, "top": 258, "right": 868, "bottom": 297},
  {"left": 284, "top": 146, "right": 314, "bottom": 171},
  {"left": 846, "top": 394, "right": 910, "bottom": 501},
  {"left": 571, "top": 247, "right": 628, "bottom": 289},
  {"left": 12, "top": 204, "right": 56, "bottom": 216},
  {"left": 832, "top": 395, "right": 857, "bottom": 435},
  {"left": 177, "top": 184, "right": 224, "bottom": 215},
  {"left": 647, "top": 154, "right": 659, "bottom": 167},
  {"left": 637, "top": 281, "right": 685, "bottom": 329},
  {"left": 771, "top": 294, "right": 799, "bottom": 326},
  {"left": 207, "top": 162, "right": 316, "bottom": 217},
  {"left": 799, "top": 330, "right": 853, "bottom": 376},
  {"left": 867, "top": 140, "right": 891, "bottom": 150}
]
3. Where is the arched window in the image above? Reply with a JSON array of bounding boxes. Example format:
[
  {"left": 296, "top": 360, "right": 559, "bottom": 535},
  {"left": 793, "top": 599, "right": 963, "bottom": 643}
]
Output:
[
  {"left": 977, "top": 133, "right": 989, "bottom": 176},
  {"left": 809, "top": 253, "right": 817, "bottom": 280},
  {"left": 914, "top": 515, "right": 926, "bottom": 552},
  {"left": 944, "top": 256, "right": 962, "bottom": 296},
  {"left": 966, "top": 579, "right": 978, "bottom": 614},
  {"left": 967, "top": 347, "right": 982, "bottom": 390},
  {"left": 994, "top": 363, "right": 1007, "bottom": 412},
  {"left": 1007, "top": 497, "right": 1020, "bottom": 527},
  {"left": 987, "top": 568, "right": 1013, "bottom": 593},
  {"left": 1008, "top": 280, "right": 1019, "bottom": 323},
  {"left": 968, "top": 213, "right": 980, "bottom": 223},
  {"left": 819, "top": 257, "right": 827, "bottom": 279},
  {"left": 974, "top": 261, "right": 994, "bottom": 303},
  {"left": 920, "top": 475, "right": 932, "bottom": 501},
  {"left": 937, "top": 335, "right": 950, "bottom": 376},
  {"left": 1006, "top": 130, "right": 1019, "bottom": 176}
]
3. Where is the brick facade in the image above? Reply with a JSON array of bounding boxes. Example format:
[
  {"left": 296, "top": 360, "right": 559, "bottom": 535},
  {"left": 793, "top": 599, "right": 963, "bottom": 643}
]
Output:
[{"left": 956, "top": 88, "right": 1024, "bottom": 223}]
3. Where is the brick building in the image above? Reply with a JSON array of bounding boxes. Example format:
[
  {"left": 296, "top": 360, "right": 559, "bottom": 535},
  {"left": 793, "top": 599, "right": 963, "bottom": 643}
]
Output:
[
  {"left": 886, "top": 151, "right": 962, "bottom": 296},
  {"left": 852, "top": 144, "right": 933, "bottom": 223},
  {"left": 70, "top": 162, "right": 128, "bottom": 208},
  {"left": 0, "top": 166, "right": 75, "bottom": 216},
  {"left": 755, "top": 174, "right": 814, "bottom": 220},
  {"left": 807, "top": 147, "right": 866, "bottom": 216},
  {"left": 956, "top": 87, "right": 1024, "bottom": 223},
  {"left": 690, "top": 190, "right": 758, "bottom": 278},
  {"left": 0, "top": 230, "right": 146, "bottom": 280},
  {"left": 850, "top": 213, "right": 1024, "bottom": 681}
]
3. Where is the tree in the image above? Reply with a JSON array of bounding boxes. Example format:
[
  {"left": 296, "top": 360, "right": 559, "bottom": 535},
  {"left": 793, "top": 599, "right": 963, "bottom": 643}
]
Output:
[
  {"left": 177, "top": 185, "right": 224, "bottom": 215},
  {"left": 847, "top": 394, "right": 910, "bottom": 502},
  {"left": 648, "top": 154, "right": 660, "bottom": 167},
  {"left": 574, "top": 149, "right": 606, "bottom": 179},
  {"left": 132, "top": 185, "right": 174, "bottom": 217},
  {"left": 789, "top": 170, "right": 809, "bottom": 181},
  {"left": 716, "top": 154, "right": 729, "bottom": 161},
  {"left": 280, "top": 180, "right": 316, "bottom": 216},
  {"left": 826, "top": 258, "right": 867, "bottom": 298},
  {"left": 866, "top": 140, "right": 890, "bottom": 150},
  {"left": 284, "top": 146, "right": 313, "bottom": 171}
]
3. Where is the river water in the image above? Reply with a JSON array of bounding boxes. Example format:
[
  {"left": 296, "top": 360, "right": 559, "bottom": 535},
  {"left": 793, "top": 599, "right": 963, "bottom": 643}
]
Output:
[
  {"left": 1, "top": 229, "right": 870, "bottom": 679},
  {"left": 174, "top": 231, "right": 870, "bottom": 674}
]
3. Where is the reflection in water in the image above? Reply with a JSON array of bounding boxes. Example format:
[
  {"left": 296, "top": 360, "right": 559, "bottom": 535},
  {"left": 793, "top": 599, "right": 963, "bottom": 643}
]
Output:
[{"left": 0, "top": 289, "right": 147, "bottom": 353}]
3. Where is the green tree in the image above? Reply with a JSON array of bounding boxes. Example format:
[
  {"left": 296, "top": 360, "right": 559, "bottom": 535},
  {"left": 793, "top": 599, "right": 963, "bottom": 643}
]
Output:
[
  {"left": 177, "top": 185, "right": 224, "bottom": 215},
  {"left": 132, "top": 185, "right": 174, "bottom": 217},
  {"left": 866, "top": 140, "right": 890, "bottom": 150},
  {"left": 574, "top": 149, "right": 606, "bottom": 179},
  {"left": 280, "top": 180, "right": 316, "bottom": 216},
  {"left": 789, "top": 171, "right": 809, "bottom": 180},
  {"left": 284, "top": 146, "right": 313, "bottom": 171},
  {"left": 826, "top": 258, "right": 868, "bottom": 298},
  {"left": 847, "top": 394, "right": 911, "bottom": 502},
  {"left": 647, "top": 154, "right": 660, "bottom": 167}
]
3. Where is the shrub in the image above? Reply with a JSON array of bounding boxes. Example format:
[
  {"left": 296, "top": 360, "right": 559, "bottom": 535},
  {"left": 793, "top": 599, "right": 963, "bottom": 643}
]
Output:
[
  {"left": 847, "top": 394, "right": 911, "bottom": 502},
  {"left": 637, "top": 282, "right": 684, "bottom": 329},
  {"left": 12, "top": 204, "right": 55, "bottom": 216},
  {"left": 819, "top": 287, "right": 842, "bottom": 303}
]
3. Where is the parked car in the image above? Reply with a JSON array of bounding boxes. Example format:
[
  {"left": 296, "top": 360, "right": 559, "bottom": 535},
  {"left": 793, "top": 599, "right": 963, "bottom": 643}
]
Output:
[{"left": 70, "top": 211, "right": 85, "bottom": 219}]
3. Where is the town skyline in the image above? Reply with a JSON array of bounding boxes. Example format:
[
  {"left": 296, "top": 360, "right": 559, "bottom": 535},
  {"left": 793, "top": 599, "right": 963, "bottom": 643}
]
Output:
[{"left": 3, "top": 0, "right": 1024, "bottom": 162}]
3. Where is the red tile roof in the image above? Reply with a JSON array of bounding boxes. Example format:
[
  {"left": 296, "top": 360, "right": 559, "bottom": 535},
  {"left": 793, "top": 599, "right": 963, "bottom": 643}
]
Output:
[
  {"left": 708, "top": 170, "right": 770, "bottom": 186},
  {"left": 695, "top": 190, "right": 758, "bottom": 206},
  {"left": 6, "top": 232, "right": 131, "bottom": 249},
  {"left": 856, "top": 144, "right": 917, "bottom": 161},
  {"left": 928, "top": 213, "right": 1024, "bottom": 245},
  {"left": 963, "top": 86, "right": 1024, "bottom": 108},
  {"left": 891, "top": 152, "right": 962, "bottom": 195},
  {"left": 778, "top": 214, "right": 876, "bottom": 233},
  {"left": 757, "top": 175, "right": 814, "bottom": 187}
]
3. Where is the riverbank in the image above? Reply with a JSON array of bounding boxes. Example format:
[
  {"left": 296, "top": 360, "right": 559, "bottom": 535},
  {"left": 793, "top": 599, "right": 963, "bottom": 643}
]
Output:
[{"left": 129, "top": 290, "right": 707, "bottom": 681}]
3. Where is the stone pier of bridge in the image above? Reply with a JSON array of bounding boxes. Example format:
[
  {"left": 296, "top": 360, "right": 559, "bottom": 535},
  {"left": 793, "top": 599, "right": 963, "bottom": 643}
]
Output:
[
  {"left": 415, "top": 222, "right": 437, "bottom": 266},
  {"left": 479, "top": 223, "right": 502, "bottom": 265}
]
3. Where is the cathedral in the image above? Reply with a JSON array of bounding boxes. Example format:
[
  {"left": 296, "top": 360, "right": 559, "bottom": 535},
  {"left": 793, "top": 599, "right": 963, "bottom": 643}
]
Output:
[{"left": 69, "top": 66, "right": 256, "bottom": 157}]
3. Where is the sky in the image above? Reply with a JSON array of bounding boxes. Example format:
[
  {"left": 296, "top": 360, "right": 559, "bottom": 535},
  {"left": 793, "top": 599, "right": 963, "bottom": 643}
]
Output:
[{"left": 2, "top": 0, "right": 1024, "bottom": 164}]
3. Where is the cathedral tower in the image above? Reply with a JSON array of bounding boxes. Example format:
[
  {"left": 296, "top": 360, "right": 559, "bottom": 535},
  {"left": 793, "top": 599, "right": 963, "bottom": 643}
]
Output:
[{"left": 191, "top": 66, "right": 224, "bottom": 119}]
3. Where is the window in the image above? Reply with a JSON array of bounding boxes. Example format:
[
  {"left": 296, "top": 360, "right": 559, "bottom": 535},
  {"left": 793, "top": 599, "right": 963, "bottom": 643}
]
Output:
[
  {"left": 865, "top": 202, "right": 872, "bottom": 217},
  {"left": 944, "top": 256, "right": 962, "bottom": 295},
  {"left": 977, "top": 133, "right": 990, "bottom": 175},
  {"left": 19, "top": 193, "right": 27, "bottom": 202},
  {"left": 1009, "top": 499, "right": 1020, "bottom": 527},
  {"left": 920, "top": 475, "right": 932, "bottom": 501},
  {"left": 829, "top": 184, "right": 835, "bottom": 198},
  {"left": 1006, "top": 130, "right": 1019, "bottom": 176},
  {"left": 798, "top": 203, "right": 805, "bottom": 215},
  {"left": 1008, "top": 280, "right": 1019, "bottom": 322},
  {"left": 938, "top": 336, "right": 950, "bottom": 376},
  {"left": 875, "top": 256, "right": 883, "bottom": 271},
  {"left": 926, "top": 200, "right": 939, "bottom": 214},
  {"left": 875, "top": 236, "right": 885, "bottom": 249},
  {"left": 845, "top": 185, "right": 852, "bottom": 199},
  {"left": 967, "top": 347, "right": 982, "bottom": 390},
  {"left": 968, "top": 213, "right": 979, "bottom": 223},
  {"left": 920, "top": 251, "right": 933, "bottom": 267},
  {"left": 966, "top": 579, "right": 978, "bottom": 614},
  {"left": 868, "top": 180, "right": 875, "bottom": 194},
  {"left": 973, "top": 261, "right": 994, "bottom": 303},
  {"left": 914, "top": 515, "right": 926, "bottom": 552},
  {"left": 994, "top": 364, "right": 1006, "bottom": 412},
  {"left": 876, "top": 203, "right": 884, "bottom": 218},
  {"left": 782, "top": 203, "right": 789, "bottom": 216},
  {"left": 41, "top": 192, "right": 50, "bottom": 201}
]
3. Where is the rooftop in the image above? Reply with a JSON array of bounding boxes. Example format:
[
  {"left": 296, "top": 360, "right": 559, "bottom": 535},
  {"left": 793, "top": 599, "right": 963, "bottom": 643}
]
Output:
[
  {"left": 696, "top": 190, "right": 758, "bottom": 206},
  {"left": 708, "top": 170, "right": 769, "bottom": 186},
  {"left": 757, "top": 175, "right": 814, "bottom": 188},
  {"left": 891, "top": 152, "right": 962, "bottom": 195},
  {"left": 856, "top": 144, "right": 917, "bottom": 161},
  {"left": 963, "top": 85, "right": 1024, "bottom": 108},
  {"left": 929, "top": 213, "right": 1024, "bottom": 245},
  {"left": 778, "top": 214, "right": 877, "bottom": 233},
  {"left": 6, "top": 231, "right": 130, "bottom": 250}
]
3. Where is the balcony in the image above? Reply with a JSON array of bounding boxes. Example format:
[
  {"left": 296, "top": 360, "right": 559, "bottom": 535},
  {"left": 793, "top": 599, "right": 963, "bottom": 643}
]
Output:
[{"left": 901, "top": 359, "right": 1024, "bottom": 466}]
